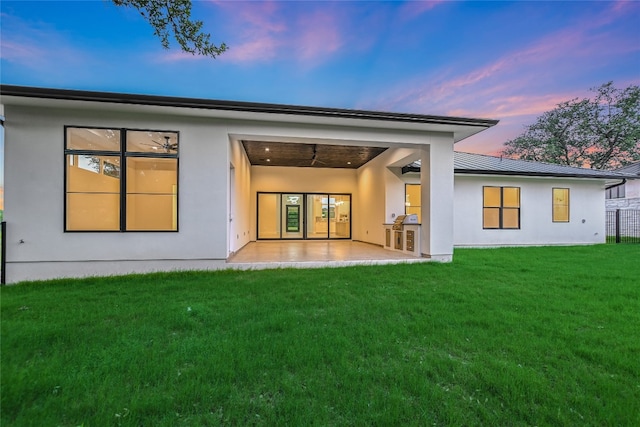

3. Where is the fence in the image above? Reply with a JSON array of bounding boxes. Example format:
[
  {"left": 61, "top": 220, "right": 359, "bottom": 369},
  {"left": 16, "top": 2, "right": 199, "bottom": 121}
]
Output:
[
  {"left": 606, "top": 209, "right": 640, "bottom": 244},
  {"left": 1, "top": 221, "right": 5, "bottom": 285}
]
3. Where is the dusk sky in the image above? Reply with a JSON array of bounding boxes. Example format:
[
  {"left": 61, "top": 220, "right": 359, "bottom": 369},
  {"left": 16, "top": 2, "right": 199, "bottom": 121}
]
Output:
[{"left": 1, "top": 0, "right": 639, "bottom": 155}]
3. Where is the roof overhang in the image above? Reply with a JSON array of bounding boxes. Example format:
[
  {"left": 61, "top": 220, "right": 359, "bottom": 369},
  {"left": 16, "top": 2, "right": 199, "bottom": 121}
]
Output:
[
  {"left": 0, "top": 85, "right": 498, "bottom": 142},
  {"left": 454, "top": 169, "right": 631, "bottom": 181}
]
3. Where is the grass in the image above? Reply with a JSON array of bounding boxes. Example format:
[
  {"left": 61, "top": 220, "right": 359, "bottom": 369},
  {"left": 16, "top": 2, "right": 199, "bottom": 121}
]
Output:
[
  {"left": 2, "top": 245, "right": 639, "bottom": 426},
  {"left": 607, "top": 235, "right": 640, "bottom": 244}
]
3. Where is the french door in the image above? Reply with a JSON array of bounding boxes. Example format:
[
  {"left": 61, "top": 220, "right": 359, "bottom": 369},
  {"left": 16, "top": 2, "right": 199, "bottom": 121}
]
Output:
[{"left": 257, "top": 192, "right": 351, "bottom": 240}]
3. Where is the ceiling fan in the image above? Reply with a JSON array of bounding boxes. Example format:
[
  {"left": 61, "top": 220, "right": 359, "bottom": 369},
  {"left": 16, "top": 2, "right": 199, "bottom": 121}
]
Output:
[
  {"left": 310, "top": 145, "right": 326, "bottom": 166},
  {"left": 142, "top": 136, "right": 178, "bottom": 153}
]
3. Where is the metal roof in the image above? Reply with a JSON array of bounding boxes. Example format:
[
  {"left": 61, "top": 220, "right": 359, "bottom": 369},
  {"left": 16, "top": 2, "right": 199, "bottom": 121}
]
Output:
[
  {"left": 405, "top": 152, "right": 634, "bottom": 180},
  {"left": 614, "top": 162, "right": 640, "bottom": 176}
]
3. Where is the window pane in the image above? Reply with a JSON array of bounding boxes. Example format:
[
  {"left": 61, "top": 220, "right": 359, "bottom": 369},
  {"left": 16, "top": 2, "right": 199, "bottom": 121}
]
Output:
[
  {"left": 67, "top": 128, "right": 120, "bottom": 151},
  {"left": 126, "top": 158, "right": 177, "bottom": 194},
  {"left": 307, "top": 194, "right": 328, "bottom": 239},
  {"left": 406, "top": 206, "right": 421, "bottom": 218},
  {"left": 67, "top": 193, "right": 120, "bottom": 231},
  {"left": 67, "top": 155, "right": 121, "bottom": 193},
  {"left": 503, "top": 187, "right": 520, "bottom": 208},
  {"left": 282, "top": 194, "right": 304, "bottom": 239},
  {"left": 503, "top": 208, "right": 520, "bottom": 228},
  {"left": 483, "top": 208, "right": 500, "bottom": 228},
  {"left": 331, "top": 194, "right": 351, "bottom": 239},
  {"left": 553, "top": 206, "right": 569, "bottom": 222},
  {"left": 553, "top": 188, "right": 568, "bottom": 204},
  {"left": 405, "top": 184, "right": 421, "bottom": 222},
  {"left": 126, "top": 194, "right": 177, "bottom": 231},
  {"left": 406, "top": 184, "right": 421, "bottom": 207},
  {"left": 484, "top": 187, "right": 501, "bottom": 207},
  {"left": 127, "top": 131, "right": 178, "bottom": 154},
  {"left": 258, "top": 193, "right": 281, "bottom": 239},
  {"left": 553, "top": 188, "right": 569, "bottom": 222}
]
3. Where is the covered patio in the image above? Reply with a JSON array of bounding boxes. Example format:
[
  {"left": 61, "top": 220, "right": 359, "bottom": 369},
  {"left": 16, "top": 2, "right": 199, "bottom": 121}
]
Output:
[{"left": 226, "top": 240, "right": 430, "bottom": 270}]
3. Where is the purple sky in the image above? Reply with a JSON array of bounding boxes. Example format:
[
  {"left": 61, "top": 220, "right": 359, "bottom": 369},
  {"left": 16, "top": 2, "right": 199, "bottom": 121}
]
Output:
[{"left": 1, "top": 0, "right": 639, "bottom": 155}]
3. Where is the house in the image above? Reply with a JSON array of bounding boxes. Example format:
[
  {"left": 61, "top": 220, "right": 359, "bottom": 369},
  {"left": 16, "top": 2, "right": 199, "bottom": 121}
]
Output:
[
  {"left": 0, "top": 85, "right": 629, "bottom": 284},
  {"left": 0, "top": 85, "right": 498, "bottom": 283},
  {"left": 401, "top": 152, "right": 630, "bottom": 247},
  {"left": 605, "top": 162, "right": 640, "bottom": 210}
]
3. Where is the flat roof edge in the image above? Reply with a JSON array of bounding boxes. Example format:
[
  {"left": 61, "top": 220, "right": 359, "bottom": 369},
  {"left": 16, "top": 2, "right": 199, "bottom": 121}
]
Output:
[{"left": 0, "top": 84, "right": 499, "bottom": 128}]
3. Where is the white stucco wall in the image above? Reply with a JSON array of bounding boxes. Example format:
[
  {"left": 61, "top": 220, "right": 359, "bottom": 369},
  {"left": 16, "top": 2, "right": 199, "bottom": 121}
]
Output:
[
  {"left": 229, "top": 138, "right": 253, "bottom": 254},
  {"left": 453, "top": 175, "right": 606, "bottom": 246},
  {"left": 4, "top": 105, "right": 233, "bottom": 282},
  {"left": 356, "top": 141, "right": 455, "bottom": 261},
  {"left": 3, "top": 100, "right": 463, "bottom": 283},
  {"left": 420, "top": 138, "right": 455, "bottom": 259}
]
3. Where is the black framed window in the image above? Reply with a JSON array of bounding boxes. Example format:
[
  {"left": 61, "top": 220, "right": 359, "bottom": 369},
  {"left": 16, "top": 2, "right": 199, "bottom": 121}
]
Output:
[
  {"left": 605, "top": 184, "right": 625, "bottom": 199},
  {"left": 483, "top": 186, "right": 520, "bottom": 229},
  {"left": 65, "top": 127, "right": 179, "bottom": 231}
]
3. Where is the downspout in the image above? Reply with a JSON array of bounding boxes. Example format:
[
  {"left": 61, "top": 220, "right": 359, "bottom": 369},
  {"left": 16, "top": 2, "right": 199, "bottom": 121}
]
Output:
[{"left": 605, "top": 179, "right": 626, "bottom": 191}]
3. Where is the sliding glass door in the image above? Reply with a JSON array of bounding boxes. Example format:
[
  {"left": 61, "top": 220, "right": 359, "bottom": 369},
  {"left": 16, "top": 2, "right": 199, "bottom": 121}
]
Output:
[
  {"left": 305, "top": 194, "right": 326, "bottom": 239},
  {"left": 257, "top": 192, "right": 351, "bottom": 240},
  {"left": 331, "top": 194, "right": 351, "bottom": 239},
  {"left": 282, "top": 193, "right": 304, "bottom": 239}
]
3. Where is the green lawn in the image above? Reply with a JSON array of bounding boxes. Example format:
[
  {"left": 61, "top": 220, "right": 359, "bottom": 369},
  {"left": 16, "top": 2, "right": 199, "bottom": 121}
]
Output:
[{"left": 2, "top": 245, "right": 639, "bottom": 426}]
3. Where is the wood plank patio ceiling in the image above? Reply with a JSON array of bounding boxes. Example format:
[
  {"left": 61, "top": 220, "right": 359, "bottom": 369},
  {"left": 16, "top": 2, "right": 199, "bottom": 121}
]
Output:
[{"left": 242, "top": 140, "right": 387, "bottom": 169}]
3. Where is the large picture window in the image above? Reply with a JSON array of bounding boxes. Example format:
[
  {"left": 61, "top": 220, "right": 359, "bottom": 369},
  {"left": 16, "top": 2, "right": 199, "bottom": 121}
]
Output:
[
  {"left": 65, "top": 127, "right": 178, "bottom": 231},
  {"left": 483, "top": 186, "right": 520, "bottom": 229},
  {"left": 552, "top": 188, "right": 570, "bottom": 222}
]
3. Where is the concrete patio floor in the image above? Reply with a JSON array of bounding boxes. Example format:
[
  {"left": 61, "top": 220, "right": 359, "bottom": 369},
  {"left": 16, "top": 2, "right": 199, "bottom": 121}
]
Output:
[{"left": 226, "top": 240, "right": 430, "bottom": 270}]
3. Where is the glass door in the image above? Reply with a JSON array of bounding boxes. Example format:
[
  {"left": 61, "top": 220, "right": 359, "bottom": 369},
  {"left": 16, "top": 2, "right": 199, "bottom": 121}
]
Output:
[
  {"left": 306, "top": 194, "right": 327, "bottom": 239},
  {"left": 258, "top": 192, "right": 350, "bottom": 240},
  {"left": 306, "top": 194, "right": 351, "bottom": 239},
  {"left": 257, "top": 193, "right": 280, "bottom": 239},
  {"left": 331, "top": 194, "right": 351, "bottom": 239},
  {"left": 281, "top": 193, "right": 304, "bottom": 239}
]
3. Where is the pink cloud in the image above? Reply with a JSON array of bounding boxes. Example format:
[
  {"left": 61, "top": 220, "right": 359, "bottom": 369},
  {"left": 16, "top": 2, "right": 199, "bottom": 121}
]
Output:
[
  {"left": 363, "top": 7, "right": 638, "bottom": 156},
  {"left": 201, "top": 0, "right": 346, "bottom": 66},
  {"left": 398, "top": 1, "right": 447, "bottom": 20},
  {"left": 0, "top": 40, "right": 46, "bottom": 64},
  {"left": 295, "top": 10, "right": 343, "bottom": 62},
  {"left": 366, "top": 0, "right": 638, "bottom": 125}
]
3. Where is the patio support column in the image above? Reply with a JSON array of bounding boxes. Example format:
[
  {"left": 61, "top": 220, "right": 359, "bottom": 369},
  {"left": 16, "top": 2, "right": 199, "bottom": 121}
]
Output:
[{"left": 419, "top": 138, "right": 454, "bottom": 261}]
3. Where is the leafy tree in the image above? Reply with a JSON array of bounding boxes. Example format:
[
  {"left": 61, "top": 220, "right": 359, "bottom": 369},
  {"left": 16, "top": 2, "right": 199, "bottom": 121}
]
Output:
[
  {"left": 502, "top": 82, "right": 640, "bottom": 169},
  {"left": 112, "top": 0, "right": 227, "bottom": 58}
]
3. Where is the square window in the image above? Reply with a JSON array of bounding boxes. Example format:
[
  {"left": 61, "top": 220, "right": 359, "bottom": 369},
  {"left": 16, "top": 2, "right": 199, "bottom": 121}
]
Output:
[
  {"left": 65, "top": 127, "right": 178, "bottom": 232},
  {"left": 483, "top": 186, "right": 520, "bottom": 229}
]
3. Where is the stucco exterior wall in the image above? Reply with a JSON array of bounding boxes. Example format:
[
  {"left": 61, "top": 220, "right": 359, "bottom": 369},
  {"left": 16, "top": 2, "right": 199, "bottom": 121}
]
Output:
[
  {"left": 3, "top": 101, "right": 460, "bottom": 283},
  {"left": 4, "top": 105, "right": 232, "bottom": 283},
  {"left": 356, "top": 140, "right": 455, "bottom": 261},
  {"left": 229, "top": 138, "right": 253, "bottom": 254},
  {"left": 357, "top": 147, "right": 423, "bottom": 246},
  {"left": 454, "top": 175, "right": 606, "bottom": 246}
]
